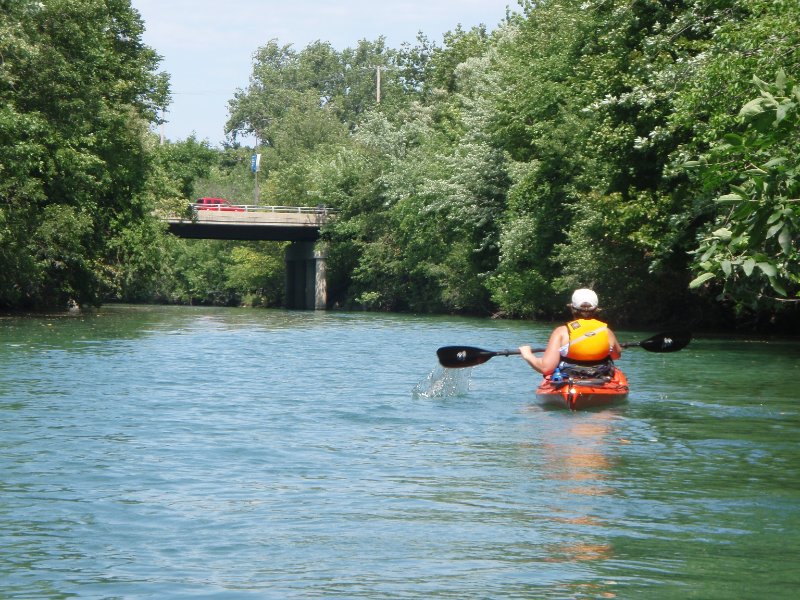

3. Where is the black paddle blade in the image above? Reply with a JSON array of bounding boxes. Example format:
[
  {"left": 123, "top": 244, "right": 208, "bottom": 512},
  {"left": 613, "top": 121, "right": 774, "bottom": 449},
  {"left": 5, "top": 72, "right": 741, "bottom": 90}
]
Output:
[
  {"left": 436, "top": 346, "right": 494, "bottom": 368},
  {"left": 638, "top": 330, "right": 692, "bottom": 353}
]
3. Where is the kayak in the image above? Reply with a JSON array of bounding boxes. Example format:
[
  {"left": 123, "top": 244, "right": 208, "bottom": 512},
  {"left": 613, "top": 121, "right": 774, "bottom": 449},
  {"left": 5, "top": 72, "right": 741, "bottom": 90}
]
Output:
[{"left": 536, "top": 368, "right": 629, "bottom": 410}]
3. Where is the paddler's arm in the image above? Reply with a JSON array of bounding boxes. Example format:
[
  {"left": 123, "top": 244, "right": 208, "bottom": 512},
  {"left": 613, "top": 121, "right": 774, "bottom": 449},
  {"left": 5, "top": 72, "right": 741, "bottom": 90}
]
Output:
[
  {"left": 608, "top": 329, "right": 622, "bottom": 359},
  {"left": 519, "top": 326, "right": 566, "bottom": 375}
]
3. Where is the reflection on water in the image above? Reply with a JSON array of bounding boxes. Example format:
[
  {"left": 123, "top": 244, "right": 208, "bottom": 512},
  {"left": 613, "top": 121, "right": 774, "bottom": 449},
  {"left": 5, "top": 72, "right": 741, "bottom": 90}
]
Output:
[
  {"left": 538, "top": 412, "right": 617, "bottom": 575},
  {"left": 549, "top": 418, "right": 613, "bottom": 494}
]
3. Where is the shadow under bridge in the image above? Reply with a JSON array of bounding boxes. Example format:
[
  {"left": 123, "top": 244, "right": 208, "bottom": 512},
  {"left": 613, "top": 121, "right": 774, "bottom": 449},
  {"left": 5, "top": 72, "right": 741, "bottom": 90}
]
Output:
[{"left": 164, "top": 206, "right": 332, "bottom": 310}]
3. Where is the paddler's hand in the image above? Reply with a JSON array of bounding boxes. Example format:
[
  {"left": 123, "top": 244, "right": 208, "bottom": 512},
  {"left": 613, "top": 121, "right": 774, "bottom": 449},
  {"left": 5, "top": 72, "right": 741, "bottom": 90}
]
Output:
[{"left": 519, "top": 344, "right": 548, "bottom": 374}]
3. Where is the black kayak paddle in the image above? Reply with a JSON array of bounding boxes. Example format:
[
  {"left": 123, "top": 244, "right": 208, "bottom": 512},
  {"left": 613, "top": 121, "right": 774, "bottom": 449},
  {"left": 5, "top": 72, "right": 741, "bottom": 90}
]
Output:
[{"left": 436, "top": 330, "right": 691, "bottom": 369}]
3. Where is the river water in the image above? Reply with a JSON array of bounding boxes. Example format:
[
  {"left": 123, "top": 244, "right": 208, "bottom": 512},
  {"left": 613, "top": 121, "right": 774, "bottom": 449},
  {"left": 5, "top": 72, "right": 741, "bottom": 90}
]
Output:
[{"left": 1, "top": 305, "right": 798, "bottom": 599}]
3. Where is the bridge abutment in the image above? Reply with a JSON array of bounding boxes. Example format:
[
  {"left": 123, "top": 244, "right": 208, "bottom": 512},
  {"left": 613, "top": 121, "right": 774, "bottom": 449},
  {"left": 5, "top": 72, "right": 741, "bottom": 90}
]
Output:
[{"left": 285, "top": 241, "right": 327, "bottom": 310}]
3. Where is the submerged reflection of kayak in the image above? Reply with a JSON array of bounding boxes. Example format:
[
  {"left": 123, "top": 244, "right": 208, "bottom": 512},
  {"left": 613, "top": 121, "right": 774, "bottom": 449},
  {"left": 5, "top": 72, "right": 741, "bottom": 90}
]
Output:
[{"left": 536, "top": 368, "right": 629, "bottom": 411}]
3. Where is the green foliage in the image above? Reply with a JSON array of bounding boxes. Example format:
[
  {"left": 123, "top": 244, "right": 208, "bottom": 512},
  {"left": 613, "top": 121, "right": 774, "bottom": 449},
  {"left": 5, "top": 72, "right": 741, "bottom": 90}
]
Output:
[
  {"left": 226, "top": 244, "right": 286, "bottom": 307},
  {"left": 687, "top": 71, "right": 800, "bottom": 312},
  {"left": 261, "top": 97, "right": 350, "bottom": 205},
  {"left": 152, "top": 137, "right": 218, "bottom": 199},
  {"left": 315, "top": 38, "right": 507, "bottom": 313},
  {"left": 29, "top": 205, "right": 95, "bottom": 305},
  {"left": 667, "top": 0, "right": 800, "bottom": 151},
  {"left": 484, "top": 0, "right": 799, "bottom": 327},
  {"left": 553, "top": 190, "right": 689, "bottom": 324},
  {"left": 426, "top": 25, "right": 493, "bottom": 94},
  {"left": 226, "top": 38, "right": 403, "bottom": 145},
  {"left": 0, "top": 0, "right": 168, "bottom": 310},
  {"left": 163, "top": 240, "right": 286, "bottom": 307},
  {"left": 103, "top": 215, "right": 173, "bottom": 303},
  {"left": 485, "top": 166, "right": 560, "bottom": 317},
  {"left": 190, "top": 146, "right": 259, "bottom": 206},
  {"left": 167, "top": 240, "right": 237, "bottom": 306}
]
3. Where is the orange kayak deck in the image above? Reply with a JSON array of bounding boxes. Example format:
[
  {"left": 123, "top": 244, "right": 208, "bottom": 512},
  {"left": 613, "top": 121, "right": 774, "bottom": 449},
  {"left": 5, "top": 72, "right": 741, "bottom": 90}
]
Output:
[{"left": 536, "top": 369, "right": 629, "bottom": 411}]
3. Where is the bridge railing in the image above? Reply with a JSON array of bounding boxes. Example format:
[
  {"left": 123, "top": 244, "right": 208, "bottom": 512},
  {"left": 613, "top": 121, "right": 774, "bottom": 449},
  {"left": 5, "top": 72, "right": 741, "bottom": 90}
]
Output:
[
  {"left": 190, "top": 203, "right": 337, "bottom": 214},
  {"left": 244, "top": 205, "right": 336, "bottom": 214}
]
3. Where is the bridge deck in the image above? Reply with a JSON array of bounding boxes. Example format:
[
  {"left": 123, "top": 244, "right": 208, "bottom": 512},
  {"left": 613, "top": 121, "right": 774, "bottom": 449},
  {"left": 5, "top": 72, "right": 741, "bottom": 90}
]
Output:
[{"left": 164, "top": 205, "right": 333, "bottom": 241}]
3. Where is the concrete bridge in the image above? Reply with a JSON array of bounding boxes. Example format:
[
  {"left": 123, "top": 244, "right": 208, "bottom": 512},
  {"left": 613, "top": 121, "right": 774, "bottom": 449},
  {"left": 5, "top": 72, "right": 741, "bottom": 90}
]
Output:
[
  {"left": 164, "top": 205, "right": 332, "bottom": 241},
  {"left": 164, "top": 204, "right": 334, "bottom": 310}
]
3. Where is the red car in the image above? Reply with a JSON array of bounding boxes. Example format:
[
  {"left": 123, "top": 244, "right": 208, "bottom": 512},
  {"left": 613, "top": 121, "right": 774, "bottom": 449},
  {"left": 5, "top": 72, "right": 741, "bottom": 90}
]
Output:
[{"left": 192, "top": 197, "right": 245, "bottom": 212}]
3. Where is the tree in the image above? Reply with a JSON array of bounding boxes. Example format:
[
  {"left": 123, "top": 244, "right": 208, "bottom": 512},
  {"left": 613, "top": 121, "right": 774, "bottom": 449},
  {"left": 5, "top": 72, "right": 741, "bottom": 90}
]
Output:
[
  {"left": 486, "top": 0, "right": 799, "bottom": 326},
  {"left": 688, "top": 71, "right": 799, "bottom": 317},
  {"left": 0, "top": 0, "right": 168, "bottom": 309},
  {"left": 318, "top": 35, "right": 509, "bottom": 313},
  {"left": 152, "top": 136, "right": 218, "bottom": 199},
  {"left": 488, "top": 0, "right": 596, "bottom": 316}
]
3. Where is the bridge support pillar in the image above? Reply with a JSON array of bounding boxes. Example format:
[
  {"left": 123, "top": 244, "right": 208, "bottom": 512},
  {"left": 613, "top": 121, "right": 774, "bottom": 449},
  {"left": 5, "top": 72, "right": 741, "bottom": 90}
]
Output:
[{"left": 285, "top": 241, "right": 327, "bottom": 310}]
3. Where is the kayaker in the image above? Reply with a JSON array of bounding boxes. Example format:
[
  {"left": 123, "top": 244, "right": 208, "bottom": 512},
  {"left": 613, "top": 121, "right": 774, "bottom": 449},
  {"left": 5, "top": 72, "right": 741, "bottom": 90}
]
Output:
[{"left": 519, "top": 288, "right": 622, "bottom": 375}]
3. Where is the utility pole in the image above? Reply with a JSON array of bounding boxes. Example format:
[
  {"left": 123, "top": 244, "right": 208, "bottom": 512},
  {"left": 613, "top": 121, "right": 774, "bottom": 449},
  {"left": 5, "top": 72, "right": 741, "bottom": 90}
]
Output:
[{"left": 376, "top": 65, "right": 381, "bottom": 104}]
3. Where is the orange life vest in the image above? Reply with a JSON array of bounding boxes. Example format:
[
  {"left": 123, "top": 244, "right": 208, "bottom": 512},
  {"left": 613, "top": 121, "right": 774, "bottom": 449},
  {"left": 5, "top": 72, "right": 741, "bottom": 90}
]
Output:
[{"left": 565, "top": 318, "right": 611, "bottom": 362}]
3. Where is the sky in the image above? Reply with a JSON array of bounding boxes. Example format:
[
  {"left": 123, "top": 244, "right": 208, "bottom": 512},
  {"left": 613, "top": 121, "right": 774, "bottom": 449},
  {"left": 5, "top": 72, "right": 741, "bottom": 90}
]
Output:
[{"left": 131, "top": 0, "right": 517, "bottom": 146}]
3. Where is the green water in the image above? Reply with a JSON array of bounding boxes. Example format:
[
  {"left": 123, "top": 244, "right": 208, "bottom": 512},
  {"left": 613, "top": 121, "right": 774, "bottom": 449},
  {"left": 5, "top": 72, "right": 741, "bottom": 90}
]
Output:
[{"left": 1, "top": 305, "right": 798, "bottom": 598}]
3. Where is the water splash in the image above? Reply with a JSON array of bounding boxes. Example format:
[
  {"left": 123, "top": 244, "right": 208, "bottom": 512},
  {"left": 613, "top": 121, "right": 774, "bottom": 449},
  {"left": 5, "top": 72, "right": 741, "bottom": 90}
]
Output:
[{"left": 412, "top": 365, "right": 472, "bottom": 398}]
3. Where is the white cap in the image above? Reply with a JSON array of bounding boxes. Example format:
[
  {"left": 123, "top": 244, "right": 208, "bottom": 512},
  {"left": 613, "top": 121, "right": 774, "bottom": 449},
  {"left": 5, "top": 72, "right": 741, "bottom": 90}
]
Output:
[{"left": 571, "top": 288, "right": 598, "bottom": 310}]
